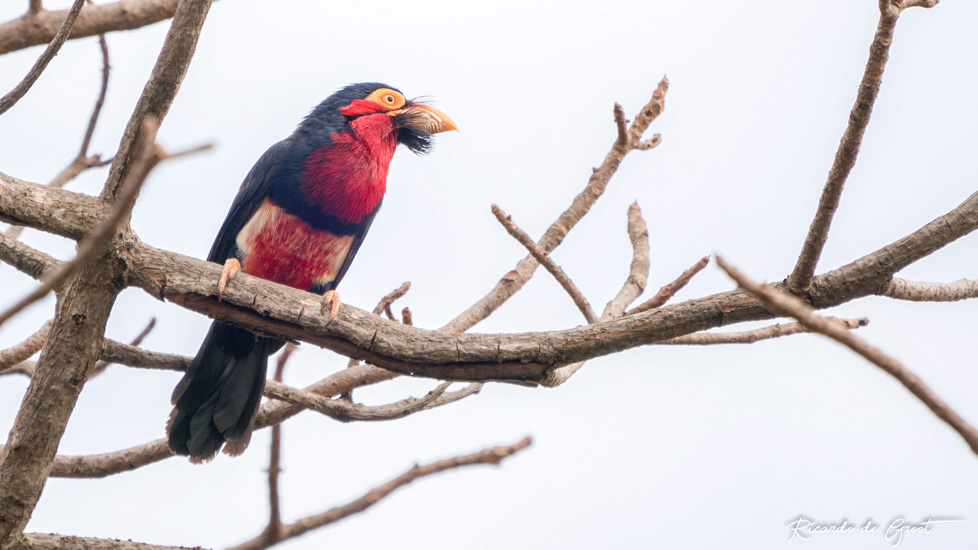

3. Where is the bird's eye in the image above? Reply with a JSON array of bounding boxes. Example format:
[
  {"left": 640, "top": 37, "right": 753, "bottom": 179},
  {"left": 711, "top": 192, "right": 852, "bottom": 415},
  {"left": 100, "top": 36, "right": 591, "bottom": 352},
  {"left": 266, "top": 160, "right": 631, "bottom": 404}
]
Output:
[{"left": 384, "top": 95, "right": 395, "bottom": 104}]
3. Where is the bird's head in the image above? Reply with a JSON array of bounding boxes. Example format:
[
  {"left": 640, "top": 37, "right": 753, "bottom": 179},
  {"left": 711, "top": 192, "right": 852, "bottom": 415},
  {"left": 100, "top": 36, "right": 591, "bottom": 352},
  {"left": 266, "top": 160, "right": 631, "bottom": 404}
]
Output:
[{"left": 302, "top": 82, "right": 457, "bottom": 155}]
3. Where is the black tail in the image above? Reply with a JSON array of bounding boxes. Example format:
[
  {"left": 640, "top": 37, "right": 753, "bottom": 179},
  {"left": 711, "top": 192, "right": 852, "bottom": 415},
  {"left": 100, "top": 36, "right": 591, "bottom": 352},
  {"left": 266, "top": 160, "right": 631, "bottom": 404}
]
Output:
[{"left": 168, "top": 321, "right": 282, "bottom": 461}]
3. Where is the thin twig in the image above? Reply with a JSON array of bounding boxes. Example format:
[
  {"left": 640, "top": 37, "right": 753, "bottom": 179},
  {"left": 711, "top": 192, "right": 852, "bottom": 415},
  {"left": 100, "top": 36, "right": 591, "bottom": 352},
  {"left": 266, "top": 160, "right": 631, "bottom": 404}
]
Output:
[
  {"left": 492, "top": 204, "right": 598, "bottom": 324},
  {"left": 157, "top": 142, "right": 214, "bottom": 161},
  {"left": 0, "top": 319, "right": 52, "bottom": 372},
  {"left": 227, "top": 437, "right": 532, "bottom": 550},
  {"left": 603, "top": 202, "right": 650, "bottom": 318},
  {"left": 881, "top": 277, "right": 978, "bottom": 302},
  {"left": 0, "top": 117, "right": 161, "bottom": 328},
  {"left": 717, "top": 255, "right": 978, "bottom": 457},
  {"left": 28, "top": 0, "right": 43, "bottom": 14},
  {"left": 264, "top": 343, "right": 295, "bottom": 542},
  {"left": 81, "top": 33, "right": 110, "bottom": 156},
  {"left": 627, "top": 255, "right": 710, "bottom": 315},
  {"left": 0, "top": 0, "right": 85, "bottom": 116},
  {"left": 659, "top": 317, "right": 868, "bottom": 345},
  {"left": 372, "top": 281, "right": 410, "bottom": 319},
  {"left": 787, "top": 1, "right": 936, "bottom": 293},
  {"left": 263, "top": 380, "right": 481, "bottom": 423}
]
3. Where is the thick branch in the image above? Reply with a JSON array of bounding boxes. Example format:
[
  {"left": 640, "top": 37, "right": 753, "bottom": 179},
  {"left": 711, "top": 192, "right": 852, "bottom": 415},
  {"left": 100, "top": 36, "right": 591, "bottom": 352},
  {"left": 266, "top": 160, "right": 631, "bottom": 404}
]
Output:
[
  {"left": 787, "top": 2, "right": 935, "bottom": 292},
  {"left": 719, "top": 255, "right": 978, "bottom": 457},
  {"left": 881, "top": 278, "right": 978, "bottom": 302},
  {"left": 0, "top": 0, "right": 179, "bottom": 55},
  {"left": 228, "top": 437, "right": 532, "bottom": 550},
  {"left": 115, "top": 186, "right": 978, "bottom": 383},
  {"left": 0, "top": 233, "right": 61, "bottom": 282},
  {"left": 2, "top": 166, "right": 977, "bottom": 382},
  {"left": 0, "top": 0, "right": 85, "bottom": 116},
  {"left": 21, "top": 534, "right": 203, "bottom": 550},
  {"left": 0, "top": 172, "right": 108, "bottom": 240}
]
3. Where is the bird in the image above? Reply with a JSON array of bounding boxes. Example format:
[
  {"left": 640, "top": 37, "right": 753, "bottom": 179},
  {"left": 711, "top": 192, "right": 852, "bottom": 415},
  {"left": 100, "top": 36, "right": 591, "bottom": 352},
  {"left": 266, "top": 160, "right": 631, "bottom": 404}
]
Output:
[{"left": 167, "top": 83, "right": 457, "bottom": 461}]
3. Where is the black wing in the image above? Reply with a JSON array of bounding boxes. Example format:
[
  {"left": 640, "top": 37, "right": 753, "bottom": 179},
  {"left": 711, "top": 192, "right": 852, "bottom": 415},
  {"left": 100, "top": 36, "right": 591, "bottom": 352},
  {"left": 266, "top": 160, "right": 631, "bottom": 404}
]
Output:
[{"left": 207, "top": 139, "right": 294, "bottom": 264}]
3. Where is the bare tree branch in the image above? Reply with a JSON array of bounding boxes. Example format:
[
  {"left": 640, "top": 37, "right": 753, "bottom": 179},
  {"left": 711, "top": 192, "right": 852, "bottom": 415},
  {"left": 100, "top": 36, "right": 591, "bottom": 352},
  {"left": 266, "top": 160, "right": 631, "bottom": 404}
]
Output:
[
  {"left": 2, "top": 166, "right": 976, "bottom": 383},
  {"left": 22, "top": 533, "right": 204, "bottom": 550},
  {"left": 0, "top": 319, "right": 51, "bottom": 372},
  {"left": 626, "top": 255, "right": 710, "bottom": 315},
  {"left": 0, "top": 0, "right": 85, "bottom": 116},
  {"left": 492, "top": 204, "right": 598, "bottom": 324},
  {"left": 117, "top": 182, "right": 978, "bottom": 384},
  {"left": 881, "top": 277, "right": 978, "bottom": 302},
  {"left": 659, "top": 317, "right": 868, "bottom": 345},
  {"left": 787, "top": 1, "right": 938, "bottom": 293},
  {"left": 263, "top": 380, "right": 481, "bottom": 423},
  {"left": 0, "top": 233, "right": 61, "bottom": 280},
  {"left": 227, "top": 437, "right": 533, "bottom": 550},
  {"left": 100, "top": 338, "right": 186, "bottom": 372},
  {"left": 0, "top": 0, "right": 179, "bottom": 55},
  {"left": 87, "top": 317, "right": 157, "bottom": 379},
  {"left": 718, "top": 255, "right": 978, "bottom": 456}
]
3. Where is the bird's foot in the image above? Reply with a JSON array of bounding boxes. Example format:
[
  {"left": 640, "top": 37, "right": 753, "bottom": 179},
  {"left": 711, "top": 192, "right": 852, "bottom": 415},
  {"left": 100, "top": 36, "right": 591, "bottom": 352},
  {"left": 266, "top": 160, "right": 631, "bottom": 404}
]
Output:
[
  {"left": 321, "top": 289, "right": 341, "bottom": 316},
  {"left": 217, "top": 258, "right": 241, "bottom": 302}
]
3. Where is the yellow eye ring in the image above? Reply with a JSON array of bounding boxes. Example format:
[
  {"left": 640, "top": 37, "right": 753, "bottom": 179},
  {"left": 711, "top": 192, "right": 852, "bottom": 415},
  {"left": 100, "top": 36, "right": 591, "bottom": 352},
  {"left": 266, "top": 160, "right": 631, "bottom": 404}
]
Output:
[{"left": 366, "top": 87, "right": 406, "bottom": 110}]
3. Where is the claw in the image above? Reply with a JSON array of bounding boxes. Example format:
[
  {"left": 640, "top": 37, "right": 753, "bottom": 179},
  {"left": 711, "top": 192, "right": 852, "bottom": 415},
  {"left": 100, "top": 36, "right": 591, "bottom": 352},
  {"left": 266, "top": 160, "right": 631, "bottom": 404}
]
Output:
[
  {"left": 321, "top": 289, "right": 341, "bottom": 316},
  {"left": 218, "top": 258, "right": 241, "bottom": 302}
]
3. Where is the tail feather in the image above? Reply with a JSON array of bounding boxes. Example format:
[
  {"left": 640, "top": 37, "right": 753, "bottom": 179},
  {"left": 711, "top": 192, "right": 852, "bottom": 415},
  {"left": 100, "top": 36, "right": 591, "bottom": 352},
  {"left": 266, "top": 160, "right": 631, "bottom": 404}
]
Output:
[{"left": 168, "top": 321, "right": 279, "bottom": 461}]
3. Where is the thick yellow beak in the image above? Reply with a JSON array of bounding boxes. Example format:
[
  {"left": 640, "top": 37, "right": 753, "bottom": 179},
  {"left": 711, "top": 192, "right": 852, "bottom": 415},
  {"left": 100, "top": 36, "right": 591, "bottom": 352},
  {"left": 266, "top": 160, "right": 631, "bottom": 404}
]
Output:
[{"left": 398, "top": 102, "right": 459, "bottom": 134}]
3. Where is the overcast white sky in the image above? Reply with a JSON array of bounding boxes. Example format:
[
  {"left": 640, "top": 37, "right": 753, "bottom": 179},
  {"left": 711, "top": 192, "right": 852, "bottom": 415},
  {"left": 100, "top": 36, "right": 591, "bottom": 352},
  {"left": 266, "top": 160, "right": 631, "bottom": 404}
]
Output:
[{"left": 2, "top": 1, "right": 978, "bottom": 548}]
